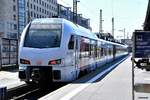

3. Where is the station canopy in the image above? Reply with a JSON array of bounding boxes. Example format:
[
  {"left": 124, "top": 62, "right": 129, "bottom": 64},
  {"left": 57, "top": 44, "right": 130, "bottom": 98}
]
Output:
[{"left": 144, "top": 0, "right": 150, "bottom": 31}]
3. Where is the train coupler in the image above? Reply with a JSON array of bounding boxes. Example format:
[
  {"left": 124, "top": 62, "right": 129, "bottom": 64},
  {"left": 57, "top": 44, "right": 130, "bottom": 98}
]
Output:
[{"left": 31, "top": 68, "right": 41, "bottom": 83}]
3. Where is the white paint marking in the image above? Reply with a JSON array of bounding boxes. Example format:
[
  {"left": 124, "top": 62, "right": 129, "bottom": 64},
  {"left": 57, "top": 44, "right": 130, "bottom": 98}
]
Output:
[
  {"left": 144, "top": 78, "right": 150, "bottom": 81},
  {"left": 59, "top": 56, "right": 129, "bottom": 100}
]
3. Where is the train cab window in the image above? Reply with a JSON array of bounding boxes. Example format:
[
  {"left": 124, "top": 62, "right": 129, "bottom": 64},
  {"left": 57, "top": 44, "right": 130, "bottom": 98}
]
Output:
[
  {"left": 24, "top": 24, "right": 62, "bottom": 48},
  {"left": 68, "top": 35, "right": 75, "bottom": 50}
]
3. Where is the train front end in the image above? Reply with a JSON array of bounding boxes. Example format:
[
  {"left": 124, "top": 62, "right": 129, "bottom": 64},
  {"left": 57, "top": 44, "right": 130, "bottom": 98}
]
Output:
[{"left": 18, "top": 19, "right": 64, "bottom": 84}]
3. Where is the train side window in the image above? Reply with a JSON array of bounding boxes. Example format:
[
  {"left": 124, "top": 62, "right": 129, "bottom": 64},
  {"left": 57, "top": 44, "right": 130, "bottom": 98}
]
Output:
[
  {"left": 101, "top": 48, "right": 103, "bottom": 57},
  {"left": 68, "top": 35, "right": 74, "bottom": 50},
  {"left": 97, "top": 41, "right": 101, "bottom": 58},
  {"left": 80, "top": 37, "right": 90, "bottom": 58},
  {"left": 75, "top": 38, "right": 78, "bottom": 50},
  {"left": 94, "top": 41, "right": 97, "bottom": 57}
]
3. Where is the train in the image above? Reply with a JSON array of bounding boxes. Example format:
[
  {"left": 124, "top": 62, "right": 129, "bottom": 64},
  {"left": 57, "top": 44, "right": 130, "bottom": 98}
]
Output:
[{"left": 18, "top": 18, "right": 128, "bottom": 85}]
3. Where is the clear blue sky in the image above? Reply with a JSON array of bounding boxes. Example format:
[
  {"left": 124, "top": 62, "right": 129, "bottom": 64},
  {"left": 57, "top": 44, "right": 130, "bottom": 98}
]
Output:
[{"left": 58, "top": 0, "right": 148, "bottom": 39}]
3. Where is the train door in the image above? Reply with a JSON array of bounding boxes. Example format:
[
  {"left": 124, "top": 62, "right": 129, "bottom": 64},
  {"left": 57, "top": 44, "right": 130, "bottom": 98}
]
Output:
[
  {"left": 68, "top": 35, "right": 79, "bottom": 79},
  {"left": 113, "top": 45, "right": 116, "bottom": 60}
]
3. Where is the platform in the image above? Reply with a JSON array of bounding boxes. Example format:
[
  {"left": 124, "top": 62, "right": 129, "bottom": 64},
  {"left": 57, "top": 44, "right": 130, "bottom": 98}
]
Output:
[
  {"left": 0, "top": 70, "right": 25, "bottom": 90},
  {"left": 134, "top": 67, "right": 150, "bottom": 99},
  {"left": 40, "top": 56, "right": 133, "bottom": 100},
  {"left": 1, "top": 55, "right": 150, "bottom": 100}
]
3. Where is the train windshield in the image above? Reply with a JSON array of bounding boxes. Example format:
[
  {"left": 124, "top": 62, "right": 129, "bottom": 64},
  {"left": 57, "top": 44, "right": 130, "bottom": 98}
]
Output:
[{"left": 24, "top": 24, "right": 62, "bottom": 48}]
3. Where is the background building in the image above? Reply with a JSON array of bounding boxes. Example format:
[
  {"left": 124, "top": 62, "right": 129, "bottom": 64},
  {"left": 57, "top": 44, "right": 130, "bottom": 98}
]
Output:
[
  {"left": 95, "top": 32, "right": 114, "bottom": 41},
  {"left": 121, "top": 39, "right": 132, "bottom": 52},
  {"left": 18, "top": 0, "right": 25, "bottom": 37},
  {"left": 25, "top": 0, "right": 57, "bottom": 24},
  {"left": 58, "top": 4, "right": 90, "bottom": 29},
  {"left": 57, "top": 4, "right": 71, "bottom": 20},
  {"left": 0, "top": 0, "right": 57, "bottom": 39},
  {"left": 0, "top": 0, "right": 18, "bottom": 39}
]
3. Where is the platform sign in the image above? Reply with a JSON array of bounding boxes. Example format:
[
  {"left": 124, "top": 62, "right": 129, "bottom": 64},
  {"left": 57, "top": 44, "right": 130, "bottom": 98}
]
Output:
[{"left": 133, "top": 31, "right": 150, "bottom": 58}]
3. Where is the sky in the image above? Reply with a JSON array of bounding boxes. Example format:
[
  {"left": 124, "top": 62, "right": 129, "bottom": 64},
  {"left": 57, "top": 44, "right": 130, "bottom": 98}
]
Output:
[{"left": 58, "top": 0, "right": 149, "bottom": 39}]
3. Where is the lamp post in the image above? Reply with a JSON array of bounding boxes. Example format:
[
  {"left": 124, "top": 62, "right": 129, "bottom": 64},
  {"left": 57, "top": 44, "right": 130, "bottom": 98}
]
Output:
[
  {"left": 112, "top": 17, "right": 114, "bottom": 37},
  {"left": 67, "top": 7, "right": 71, "bottom": 20},
  {"left": 27, "top": 0, "right": 30, "bottom": 23},
  {"left": 73, "top": 0, "right": 80, "bottom": 24}
]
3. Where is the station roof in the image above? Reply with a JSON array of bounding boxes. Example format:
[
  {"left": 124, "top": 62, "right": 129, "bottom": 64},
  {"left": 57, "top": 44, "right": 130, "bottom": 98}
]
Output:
[{"left": 144, "top": 0, "right": 150, "bottom": 30}]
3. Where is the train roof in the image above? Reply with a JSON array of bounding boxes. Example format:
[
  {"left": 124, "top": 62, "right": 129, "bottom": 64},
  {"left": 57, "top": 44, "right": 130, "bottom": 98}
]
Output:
[
  {"left": 32, "top": 18, "right": 63, "bottom": 24},
  {"left": 32, "top": 18, "right": 98, "bottom": 40},
  {"left": 98, "top": 38, "right": 128, "bottom": 48},
  {"left": 31, "top": 18, "right": 127, "bottom": 48}
]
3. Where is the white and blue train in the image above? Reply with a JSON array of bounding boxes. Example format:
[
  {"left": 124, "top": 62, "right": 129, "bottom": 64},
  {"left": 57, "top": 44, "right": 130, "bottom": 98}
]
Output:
[{"left": 19, "top": 18, "right": 128, "bottom": 84}]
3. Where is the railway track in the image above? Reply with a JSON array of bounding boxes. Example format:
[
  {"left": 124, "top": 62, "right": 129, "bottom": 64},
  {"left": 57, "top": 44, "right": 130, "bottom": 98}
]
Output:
[
  {"left": 11, "top": 88, "right": 39, "bottom": 100},
  {"left": 7, "top": 83, "right": 67, "bottom": 100},
  {"left": 7, "top": 83, "right": 38, "bottom": 99}
]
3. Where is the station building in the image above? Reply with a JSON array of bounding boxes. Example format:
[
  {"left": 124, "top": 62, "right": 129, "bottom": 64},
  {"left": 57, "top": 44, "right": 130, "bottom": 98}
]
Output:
[
  {"left": 57, "top": 4, "right": 91, "bottom": 29},
  {"left": 0, "top": 0, "right": 57, "bottom": 39},
  {"left": 0, "top": 0, "right": 18, "bottom": 39}
]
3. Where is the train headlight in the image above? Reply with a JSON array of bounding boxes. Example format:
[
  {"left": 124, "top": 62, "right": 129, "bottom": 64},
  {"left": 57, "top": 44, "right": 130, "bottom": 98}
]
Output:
[
  {"left": 19, "top": 66, "right": 27, "bottom": 70},
  {"left": 48, "top": 59, "right": 62, "bottom": 65},
  {"left": 20, "top": 59, "right": 30, "bottom": 64}
]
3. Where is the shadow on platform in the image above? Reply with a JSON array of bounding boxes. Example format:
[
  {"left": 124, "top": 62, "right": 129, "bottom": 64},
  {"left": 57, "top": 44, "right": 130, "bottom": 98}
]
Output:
[{"left": 135, "top": 83, "right": 150, "bottom": 93}]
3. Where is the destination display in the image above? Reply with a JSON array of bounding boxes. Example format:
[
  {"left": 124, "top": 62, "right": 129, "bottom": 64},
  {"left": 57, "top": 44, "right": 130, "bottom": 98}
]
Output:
[{"left": 134, "top": 31, "right": 150, "bottom": 58}]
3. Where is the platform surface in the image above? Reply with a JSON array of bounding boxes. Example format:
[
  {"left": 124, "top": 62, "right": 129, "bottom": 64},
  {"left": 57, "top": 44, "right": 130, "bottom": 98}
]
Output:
[
  {"left": 0, "top": 70, "right": 25, "bottom": 89},
  {"left": 70, "top": 56, "right": 132, "bottom": 100},
  {"left": 40, "top": 56, "right": 134, "bottom": 100}
]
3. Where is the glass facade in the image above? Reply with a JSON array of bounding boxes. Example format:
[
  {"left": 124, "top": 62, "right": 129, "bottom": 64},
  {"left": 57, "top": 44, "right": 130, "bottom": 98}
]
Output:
[{"left": 18, "top": 0, "right": 25, "bottom": 35}]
